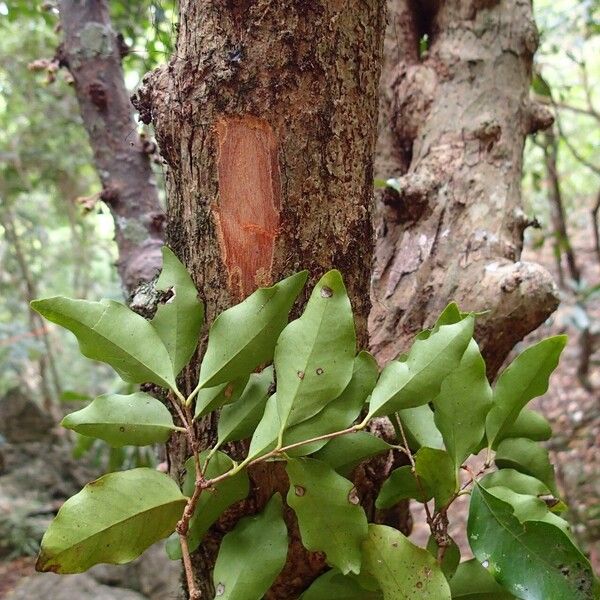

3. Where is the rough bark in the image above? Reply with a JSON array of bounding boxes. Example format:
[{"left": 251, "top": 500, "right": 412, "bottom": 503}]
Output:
[
  {"left": 58, "top": 0, "right": 164, "bottom": 293},
  {"left": 372, "top": 0, "right": 559, "bottom": 377},
  {"left": 134, "top": 1, "right": 388, "bottom": 598}
]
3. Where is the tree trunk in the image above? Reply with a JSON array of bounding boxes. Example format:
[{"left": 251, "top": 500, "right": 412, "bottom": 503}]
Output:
[
  {"left": 134, "top": 1, "right": 386, "bottom": 597},
  {"left": 371, "top": 0, "right": 559, "bottom": 377},
  {"left": 58, "top": 0, "right": 165, "bottom": 293},
  {"left": 541, "top": 128, "right": 580, "bottom": 286}
]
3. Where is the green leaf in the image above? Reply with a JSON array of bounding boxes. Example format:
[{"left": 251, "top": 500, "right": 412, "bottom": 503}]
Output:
[
  {"left": 31, "top": 297, "right": 177, "bottom": 389},
  {"left": 194, "top": 374, "right": 250, "bottom": 419},
  {"left": 450, "top": 559, "right": 517, "bottom": 599},
  {"left": 247, "top": 352, "right": 378, "bottom": 461},
  {"left": 496, "top": 408, "right": 552, "bottom": 443},
  {"left": 426, "top": 535, "right": 460, "bottom": 579},
  {"left": 286, "top": 458, "right": 368, "bottom": 574},
  {"left": 275, "top": 270, "right": 356, "bottom": 431},
  {"left": 433, "top": 339, "right": 492, "bottom": 468},
  {"left": 367, "top": 317, "right": 474, "bottom": 417},
  {"left": 495, "top": 437, "right": 557, "bottom": 495},
  {"left": 197, "top": 271, "right": 307, "bottom": 389},
  {"left": 480, "top": 469, "right": 551, "bottom": 497},
  {"left": 301, "top": 569, "right": 383, "bottom": 600},
  {"left": 283, "top": 351, "right": 378, "bottom": 456},
  {"left": 151, "top": 247, "right": 204, "bottom": 376},
  {"left": 312, "top": 432, "right": 391, "bottom": 477},
  {"left": 483, "top": 485, "right": 571, "bottom": 536},
  {"left": 397, "top": 405, "right": 443, "bottom": 450},
  {"left": 166, "top": 451, "right": 249, "bottom": 560},
  {"left": 216, "top": 367, "right": 274, "bottom": 446},
  {"left": 376, "top": 466, "right": 431, "bottom": 509},
  {"left": 61, "top": 392, "right": 176, "bottom": 447},
  {"left": 414, "top": 447, "right": 457, "bottom": 509},
  {"left": 212, "top": 493, "right": 288, "bottom": 600},
  {"left": 485, "top": 336, "right": 567, "bottom": 448},
  {"left": 467, "top": 484, "right": 598, "bottom": 600},
  {"left": 36, "top": 468, "right": 186, "bottom": 573},
  {"left": 362, "top": 524, "right": 452, "bottom": 599}
]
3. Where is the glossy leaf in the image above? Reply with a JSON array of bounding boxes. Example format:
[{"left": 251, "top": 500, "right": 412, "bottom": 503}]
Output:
[
  {"left": 61, "top": 392, "right": 176, "bottom": 447},
  {"left": 166, "top": 451, "right": 249, "bottom": 560},
  {"left": 312, "top": 432, "right": 391, "bottom": 477},
  {"left": 286, "top": 458, "right": 368, "bottom": 574},
  {"left": 426, "top": 535, "right": 460, "bottom": 579},
  {"left": 194, "top": 374, "right": 250, "bottom": 419},
  {"left": 433, "top": 339, "right": 492, "bottom": 468},
  {"left": 398, "top": 405, "right": 444, "bottom": 450},
  {"left": 216, "top": 367, "right": 274, "bottom": 446},
  {"left": 248, "top": 352, "right": 377, "bottom": 461},
  {"left": 31, "top": 297, "right": 177, "bottom": 389},
  {"left": 367, "top": 317, "right": 474, "bottom": 417},
  {"left": 275, "top": 270, "right": 356, "bottom": 431},
  {"left": 376, "top": 465, "right": 431, "bottom": 509},
  {"left": 450, "top": 559, "right": 516, "bottom": 599},
  {"left": 197, "top": 271, "right": 307, "bottom": 389},
  {"left": 212, "top": 493, "right": 288, "bottom": 600},
  {"left": 496, "top": 408, "right": 552, "bottom": 443},
  {"left": 362, "top": 524, "right": 451, "bottom": 599},
  {"left": 301, "top": 569, "right": 383, "bottom": 600},
  {"left": 36, "top": 468, "right": 186, "bottom": 573},
  {"left": 485, "top": 336, "right": 567, "bottom": 448},
  {"left": 468, "top": 484, "right": 597, "bottom": 599},
  {"left": 495, "top": 437, "right": 557, "bottom": 495},
  {"left": 151, "top": 246, "right": 204, "bottom": 376},
  {"left": 414, "top": 447, "right": 457, "bottom": 509}
]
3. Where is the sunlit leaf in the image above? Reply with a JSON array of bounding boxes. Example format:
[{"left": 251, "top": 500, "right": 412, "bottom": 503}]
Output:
[
  {"left": 397, "top": 405, "right": 443, "bottom": 450},
  {"left": 496, "top": 408, "right": 552, "bottom": 443},
  {"left": 450, "top": 559, "right": 516, "bottom": 599}
]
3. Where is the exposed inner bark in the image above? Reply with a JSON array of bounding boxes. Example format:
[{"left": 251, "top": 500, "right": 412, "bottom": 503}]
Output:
[
  {"left": 134, "top": 1, "right": 388, "bottom": 597},
  {"left": 372, "top": 0, "right": 559, "bottom": 377},
  {"left": 58, "top": 0, "right": 164, "bottom": 293}
]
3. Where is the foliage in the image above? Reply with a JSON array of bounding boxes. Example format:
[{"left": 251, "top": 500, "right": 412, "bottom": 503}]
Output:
[{"left": 31, "top": 251, "right": 599, "bottom": 599}]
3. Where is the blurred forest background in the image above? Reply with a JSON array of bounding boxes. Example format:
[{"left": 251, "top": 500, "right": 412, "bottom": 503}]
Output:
[{"left": 0, "top": 0, "right": 598, "bottom": 597}]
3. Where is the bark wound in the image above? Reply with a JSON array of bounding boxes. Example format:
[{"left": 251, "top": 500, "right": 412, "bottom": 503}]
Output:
[{"left": 215, "top": 116, "right": 281, "bottom": 299}]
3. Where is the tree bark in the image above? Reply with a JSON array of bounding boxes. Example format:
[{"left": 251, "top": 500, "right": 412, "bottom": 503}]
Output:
[
  {"left": 135, "top": 1, "right": 387, "bottom": 597},
  {"left": 58, "top": 0, "right": 165, "bottom": 293},
  {"left": 371, "top": 0, "right": 559, "bottom": 377}
]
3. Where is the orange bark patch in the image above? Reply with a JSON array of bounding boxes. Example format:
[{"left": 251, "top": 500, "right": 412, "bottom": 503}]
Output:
[{"left": 214, "top": 116, "right": 281, "bottom": 299}]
